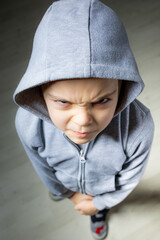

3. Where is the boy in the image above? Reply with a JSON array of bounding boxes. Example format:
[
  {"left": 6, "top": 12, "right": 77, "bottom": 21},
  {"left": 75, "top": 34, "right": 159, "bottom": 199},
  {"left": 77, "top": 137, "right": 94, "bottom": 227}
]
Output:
[{"left": 13, "top": 0, "right": 154, "bottom": 239}]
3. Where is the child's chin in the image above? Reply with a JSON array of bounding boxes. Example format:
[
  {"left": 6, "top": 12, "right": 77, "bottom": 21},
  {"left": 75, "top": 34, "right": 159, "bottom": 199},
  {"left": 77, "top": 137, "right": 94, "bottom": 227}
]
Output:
[
  {"left": 74, "top": 139, "right": 91, "bottom": 145},
  {"left": 65, "top": 130, "right": 98, "bottom": 145},
  {"left": 67, "top": 134, "right": 94, "bottom": 145}
]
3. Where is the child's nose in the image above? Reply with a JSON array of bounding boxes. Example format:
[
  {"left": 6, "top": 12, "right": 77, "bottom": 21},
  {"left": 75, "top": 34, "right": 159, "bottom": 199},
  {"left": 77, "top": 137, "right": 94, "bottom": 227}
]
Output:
[{"left": 73, "top": 107, "right": 93, "bottom": 126}]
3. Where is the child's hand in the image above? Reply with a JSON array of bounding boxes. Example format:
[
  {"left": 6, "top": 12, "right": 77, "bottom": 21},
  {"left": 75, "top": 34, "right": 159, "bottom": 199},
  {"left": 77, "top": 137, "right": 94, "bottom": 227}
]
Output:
[
  {"left": 74, "top": 199, "right": 99, "bottom": 216},
  {"left": 69, "top": 192, "right": 93, "bottom": 205}
]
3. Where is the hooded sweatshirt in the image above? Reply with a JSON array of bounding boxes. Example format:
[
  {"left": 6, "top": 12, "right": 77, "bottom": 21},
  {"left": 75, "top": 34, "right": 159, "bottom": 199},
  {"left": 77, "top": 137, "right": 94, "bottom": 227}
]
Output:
[{"left": 13, "top": 0, "right": 154, "bottom": 210}]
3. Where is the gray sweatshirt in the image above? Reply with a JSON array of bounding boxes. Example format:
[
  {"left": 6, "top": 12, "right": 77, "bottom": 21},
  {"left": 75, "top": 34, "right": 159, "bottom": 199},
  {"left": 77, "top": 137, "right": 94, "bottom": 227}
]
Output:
[{"left": 13, "top": 0, "right": 154, "bottom": 210}]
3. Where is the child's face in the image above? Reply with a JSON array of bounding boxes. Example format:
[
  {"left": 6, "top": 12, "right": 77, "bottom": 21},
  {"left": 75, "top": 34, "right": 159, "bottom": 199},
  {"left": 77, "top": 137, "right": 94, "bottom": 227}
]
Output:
[{"left": 42, "top": 78, "right": 119, "bottom": 144}]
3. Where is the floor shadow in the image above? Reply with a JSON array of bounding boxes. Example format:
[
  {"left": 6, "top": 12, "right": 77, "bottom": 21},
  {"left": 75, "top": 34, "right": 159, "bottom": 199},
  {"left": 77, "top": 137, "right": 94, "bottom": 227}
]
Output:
[{"left": 110, "top": 182, "right": 160, "bottom": 214}]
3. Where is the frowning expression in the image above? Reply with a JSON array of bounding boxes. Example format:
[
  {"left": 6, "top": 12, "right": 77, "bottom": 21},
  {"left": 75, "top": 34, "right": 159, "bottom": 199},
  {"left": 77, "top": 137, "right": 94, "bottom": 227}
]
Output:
[{"left": 42, "top": 78, "right": 120, "bottom": 144}]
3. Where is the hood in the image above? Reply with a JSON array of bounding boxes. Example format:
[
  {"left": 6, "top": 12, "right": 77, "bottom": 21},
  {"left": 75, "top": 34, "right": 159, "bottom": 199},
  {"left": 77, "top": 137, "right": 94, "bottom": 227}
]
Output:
[{"left": 13, "top": 0, "right": 144, "bottom": 122}]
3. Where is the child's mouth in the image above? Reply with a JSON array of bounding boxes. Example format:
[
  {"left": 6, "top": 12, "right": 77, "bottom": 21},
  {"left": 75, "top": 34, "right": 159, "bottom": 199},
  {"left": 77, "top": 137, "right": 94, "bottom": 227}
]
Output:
[{"left": 72, "top": 131, "right": 92, "bottom": 138}]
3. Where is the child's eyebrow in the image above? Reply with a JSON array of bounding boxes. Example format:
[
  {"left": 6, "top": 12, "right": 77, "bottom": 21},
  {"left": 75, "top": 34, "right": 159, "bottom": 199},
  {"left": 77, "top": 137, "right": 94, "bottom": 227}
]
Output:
[
  {"left": 47, "top": 90, "right": 116, "bottom": 103},
  {"left": 47, "top": 94, "right": 72, "bottom": 102},
  {"left": 93, "top": 90, "right": 117, "bottom": 102}
]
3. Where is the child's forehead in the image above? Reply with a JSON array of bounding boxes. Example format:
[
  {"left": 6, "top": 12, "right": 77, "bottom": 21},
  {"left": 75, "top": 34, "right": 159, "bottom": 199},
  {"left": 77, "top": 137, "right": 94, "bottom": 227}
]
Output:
[
  {"left": 44, "top": 78, "right": 118, "bottom": 90},
  {"left": 43, "top": 78, "right": 119, "bottom": 103}
]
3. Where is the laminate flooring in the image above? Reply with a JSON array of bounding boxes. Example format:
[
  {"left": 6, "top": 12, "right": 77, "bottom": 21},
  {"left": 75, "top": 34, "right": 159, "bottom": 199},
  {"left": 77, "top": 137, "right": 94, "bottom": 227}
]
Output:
[{"left": 0, "top": 0, "right": 160, "bottom": 239}]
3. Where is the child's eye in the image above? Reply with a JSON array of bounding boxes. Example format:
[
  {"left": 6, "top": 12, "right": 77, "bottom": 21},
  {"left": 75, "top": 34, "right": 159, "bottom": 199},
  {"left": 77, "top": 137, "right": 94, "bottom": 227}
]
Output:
[
  {"left": 95, "top": 98, "right": 109, "bottom": 104},
  {"left": 56, "top": 100, "right": 70, "bottom": 105}
]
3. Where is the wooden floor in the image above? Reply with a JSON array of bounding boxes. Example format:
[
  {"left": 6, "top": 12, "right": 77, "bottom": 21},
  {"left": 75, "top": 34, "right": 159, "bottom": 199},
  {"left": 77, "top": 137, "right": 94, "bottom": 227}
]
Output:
[{"left": 0, "top": 0, "right": 160, "bottom": 239}]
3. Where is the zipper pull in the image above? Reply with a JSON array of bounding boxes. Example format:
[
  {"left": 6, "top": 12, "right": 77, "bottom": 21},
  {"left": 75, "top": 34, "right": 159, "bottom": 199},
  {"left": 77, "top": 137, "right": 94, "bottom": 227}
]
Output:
[{"left": 80, "top": 150, "right": 86, "bottom": 163}]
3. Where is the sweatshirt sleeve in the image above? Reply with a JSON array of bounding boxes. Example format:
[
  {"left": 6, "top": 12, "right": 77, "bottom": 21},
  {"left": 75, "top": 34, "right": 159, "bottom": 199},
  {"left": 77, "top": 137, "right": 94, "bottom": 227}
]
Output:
[
  {"left": 15, "top": 108, "right": 74, "bottom": 199},
  {"left": 93, "top": 111, "right": 154, "bottom": 210}
]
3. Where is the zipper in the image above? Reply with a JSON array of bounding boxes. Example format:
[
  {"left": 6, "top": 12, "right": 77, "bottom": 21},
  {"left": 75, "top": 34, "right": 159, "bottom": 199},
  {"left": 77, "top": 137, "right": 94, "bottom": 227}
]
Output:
[
  {"left": 79, "top": 149, "right": 86, "bottom": 194},
  {"left": 63, "top": 133, "right": 88, "bottom": 194}
]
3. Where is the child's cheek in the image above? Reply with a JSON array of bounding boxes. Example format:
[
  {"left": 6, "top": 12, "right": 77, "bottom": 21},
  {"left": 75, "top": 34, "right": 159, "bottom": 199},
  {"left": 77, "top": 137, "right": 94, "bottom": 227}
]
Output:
[
  {"left": 50, "top": 110, "right": 67, "bottom": 131},
  {"left": 99, "top": 108, "right": 116, "bottom": 130}
]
